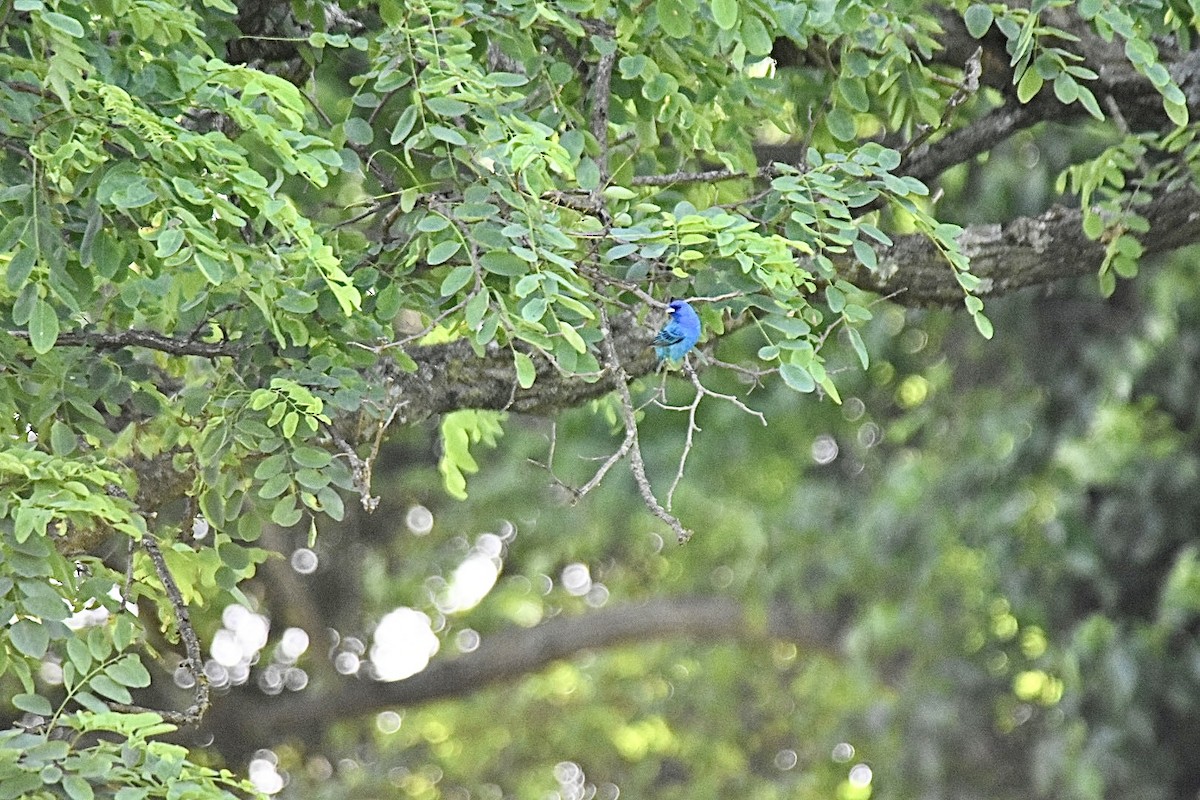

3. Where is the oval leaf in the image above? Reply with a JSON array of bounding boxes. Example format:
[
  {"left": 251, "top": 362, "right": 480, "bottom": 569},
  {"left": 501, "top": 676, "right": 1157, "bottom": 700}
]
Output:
[
  {"left": 780, "top": 363, "right": 816, "bottom": 393},
  {"left": 28, "top": 298, "right": 59, "bottom": 354},
  {"left": 427, "top": 240, "right": 462, "bottom": 266},
  {"left": 440, "top": 264, "right": 474, "bottom": 296}
]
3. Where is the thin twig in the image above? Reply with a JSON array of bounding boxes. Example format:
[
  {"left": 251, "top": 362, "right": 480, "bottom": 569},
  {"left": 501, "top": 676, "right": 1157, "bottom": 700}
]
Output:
[
  {"left": 328, "top": 426, "right": 380, "bottom": 512},
  {"left": 578, "top": 264, "right": 666, "bottom": 309},
  {"left": 687, "top": 290, "right": 746, "bottom": 304},
  {"left": 660, "top": 360, "right": 767, "bottom": 509},
  {"left": 573, "top": 426, "right": 637, "bottom": 502},
  {"left": 900, "top": 47, "right": 983, "bottom": 158},
  {"left": 110, "top": 534, "right": 210, "bottom": 726},
  {"left": 701, "top": 354, "right": 772, "bottom": 387},
  {"left": 353, "top": 292, "right": 473, "bottom": 352},
  {"left": 631, "top": 167, "right": 760, "bottom": 186},
  {"left": 598, "top": 307, "right": 692, "bottom": 542},
  {"left": 686, "top": 361, "right": 767, "bottom": 425},
  {"left": 665, "top": 370, "right": 703, "bottom": 511}
]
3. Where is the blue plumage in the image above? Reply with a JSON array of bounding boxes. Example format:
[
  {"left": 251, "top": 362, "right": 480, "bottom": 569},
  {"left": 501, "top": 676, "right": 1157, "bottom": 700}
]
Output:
[{"left": 653, "top": 299, "right": 701, "bottom": 363}]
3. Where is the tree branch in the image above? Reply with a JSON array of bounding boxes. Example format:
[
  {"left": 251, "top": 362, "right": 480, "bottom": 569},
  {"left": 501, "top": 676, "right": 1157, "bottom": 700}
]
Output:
[
  {"left": 7, "top": 329, "right": 242, "bottom": 358},
  {"left": 847, "top": 183, "right": 1200, "bottom": 304},
  {"left": 383, "top": 182, "right": 1200, "bottom": 421},
  {"left": 205, "top": 595, "right": 843, "bottom": 759}
]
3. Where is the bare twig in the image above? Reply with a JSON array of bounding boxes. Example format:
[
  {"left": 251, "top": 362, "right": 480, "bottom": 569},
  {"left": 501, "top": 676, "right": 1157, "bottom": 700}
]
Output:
[
  {"left": 687, "top": 290, "right": 747, "bottom": 304},
  {"left": 354, "top": 292, "right": 473, "bottom": 352},
  {"left": 577, "top": 264, "right": 667, "bottom": 309},
  {"left": 598, "top": 307, "right": 692, "bottom": 542},
  {"left": 328, "top": 426, "right": 380, "bottom": 512},
  {"left": 662, "top": 361, "right": 767, "bottom": 510},
  {"left": 664, "top": 371, "right": 702, "bottom": 511},
  {"left": 110, "top": 533, "right": 210, "bottom": 726},
  {"left": 631, "top": 167, "right": 761, "bottom": 187},
  {"left": 686, "top": 362, "right": 767, "bottom": 425},
  {"left": 573, "top": 425, "right": 637, "bottom": 502},
  {"left": 900, "top": 46, "right": 983, "bottom": 158}
]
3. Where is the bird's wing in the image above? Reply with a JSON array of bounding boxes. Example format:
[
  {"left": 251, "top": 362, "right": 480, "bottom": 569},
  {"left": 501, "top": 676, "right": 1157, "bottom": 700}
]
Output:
[{"left": 653, "top": 325, "right": 685, "bottom": 346}]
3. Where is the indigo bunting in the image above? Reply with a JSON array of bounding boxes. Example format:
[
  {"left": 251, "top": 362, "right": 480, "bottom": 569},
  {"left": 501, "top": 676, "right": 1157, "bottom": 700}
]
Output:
[{"left": 653, "top": 299, "right": 701, "bottom": 363}]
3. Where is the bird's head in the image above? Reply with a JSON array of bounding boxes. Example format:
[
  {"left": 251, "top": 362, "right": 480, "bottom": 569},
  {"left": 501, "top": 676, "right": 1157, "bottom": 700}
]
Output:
[{"left": 667, "top": 299, "right": 688, "bottom": 315}]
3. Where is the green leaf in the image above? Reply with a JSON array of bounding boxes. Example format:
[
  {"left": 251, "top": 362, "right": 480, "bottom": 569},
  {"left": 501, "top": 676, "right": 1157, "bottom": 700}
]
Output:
[
  {"left": 780, "top": 363, "right": 816, "bottom": 393},
  {"left": 1053, "top": 72, "right": 1079, "bottom": 104},
  {"left": 112, "top": 615, "right": 136, "bottom": 652},
  {"left": 13, "top": 692, "right": 53, "bottom": 716},
  {"left": 514, "top": 350, "right": 536, "bottom": 389},
  {"left": 838, "top": 78, "right": 870, "bottom": 113},
  {"left": 343, "top": 116, "right": 374, "bottom": 145},
  {"left": 558, "top": 320, "right": 587, "bottom": 354},
  {"left": 154, "top": 227, "right": 185, "bottom": 259},
  {"left": 852, "top": 239, "right": 877, "bottom": 270},
  {"left": 710, "top": 0, "right": 738, "bottom": 29},
  {"left": 7, "top": 246, "right": 36, "bottom": 291},
  {"left": 963, "top": 4, "right": 994, "bottom": 38},
  {"left": 847, "top": 327, "right": 869, "bottom": 369},
  {"left": 1076, "top": 85, "right": 1104, "bottom": 119},
  {"left": 972, "top": 310, "right": 994, "bottom": 339},
  {"left": 825, "top": 285, "right": 846, "bottom": 313},
  {"left": 424, "top": 95, "right": 470, "bottom": 116},
  {"left": 1164, "top": 97, "right": 1189, "bottom": 127},
  {"left": 10, "top": 619, "right": 50, "bottom": 658},
  {"left": 657, "top": 0, "right": 693, "bottom": 37},
  {"left": 194, "top": 251, "right": 224, "bottom": 284},
  {"left": 429, "top": 125, "right": 467, "bottom": 145},
  {"left": 66, "top": 636, "right": 93, "bottom": 673},
  {"left": 41, "top": 10, "right": 85, "bottom": 37},
  {"left": 465, "top": 289, "right": 490, "bottom": 328},
  {"left": 418, "top": 215, "right": 450, "bottom": 233},
  {"left": 28, "top": 299, "right": 59, "bottom": 354},
  {"left": 259, "top": 473, "right": 292, "bottom": 499},
  {"left": 577, "top": 158, "right": 601, "bottom": 191},
  {"left": 291, "top": 447, "right": 331, "bottom": 469},
  {"left": 390, "top": 105, "right": 419, "bottom": 145},
  {"left": 739, "top": 12, "right": 773, "bottom": 55},
  {"left": 105, "top": 654, "right": 151, "bottom": 688},
  {"left": 480, "top": 250, "right": 529, "bottom": 276},
  {"left": 63, "top": 775, "right": 94, "bottom": 800},
  {"left": 49, "top": 420, "right": 77, "bottom": 455},
  {"left": 19, "top": 580, "right": 69, "bottom": 620},
  {"left": 427, "top": 240, "right": 462, "bottom": 266},
  {"left": 87, "top": 626, "right": 113, "bottom": 661},
  {"left": 317, "top": 486, "right": 345, "bottom": 521},
  {"left": 271, "top": 496, "right": 303, "bottom": 527},
  {"left": 440, "top": 264, "right": 475, "bottom": 295},
  {"left": 826, "top": 107, "right": 857, "bottom": 141},
  {"left": 295, "top": 468, "right": 330, "bottom": 490},
  {"left": 1017, "top": 69, "right": 1044, "bottom": 103},
  {"left": 88, "top": 673, "right": 132, "bottom": 704}
]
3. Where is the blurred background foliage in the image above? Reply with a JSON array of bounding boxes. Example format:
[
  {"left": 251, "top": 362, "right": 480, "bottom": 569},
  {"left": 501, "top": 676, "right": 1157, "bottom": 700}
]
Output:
[
  {"left": 4, "top": 0, "right": 1200, "bottom": 797},
  {"left": 261, "top": 217, "right": 1200, "bottom": 800}
]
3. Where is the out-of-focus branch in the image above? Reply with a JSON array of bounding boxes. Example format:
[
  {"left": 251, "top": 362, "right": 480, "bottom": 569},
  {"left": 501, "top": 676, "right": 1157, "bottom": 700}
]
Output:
[{"left": 205, "top": 595, "right": 844, "bottom": 759}]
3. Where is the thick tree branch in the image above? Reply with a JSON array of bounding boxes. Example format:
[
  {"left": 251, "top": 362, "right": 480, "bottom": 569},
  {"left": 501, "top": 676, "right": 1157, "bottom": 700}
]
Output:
[
  {"left": 848, "top": 183, "right": 1200, "bottom": 305},
  {"left": 385, "top": 183, "right": 1200, "bottom": 420},
  {"left": 8, "top": 329, "right": 241, "bottom": 358},
  {"left": 205, "top": 595, "right": 843, "bottom": 758},
  {"left": 387, "top": 313, "right": 658, "bottom": 419}
]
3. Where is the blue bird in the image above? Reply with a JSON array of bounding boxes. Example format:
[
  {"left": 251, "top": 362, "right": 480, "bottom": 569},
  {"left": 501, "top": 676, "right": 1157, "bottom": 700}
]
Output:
[{"left": 653, "top": 299, "right": 701, "bottom": 363}]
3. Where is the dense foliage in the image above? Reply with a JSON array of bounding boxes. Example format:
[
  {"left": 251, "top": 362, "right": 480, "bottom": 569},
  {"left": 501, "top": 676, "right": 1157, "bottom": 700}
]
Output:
[{"left": 3, "top": 0, "right": 1200, "bottom": 797}]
